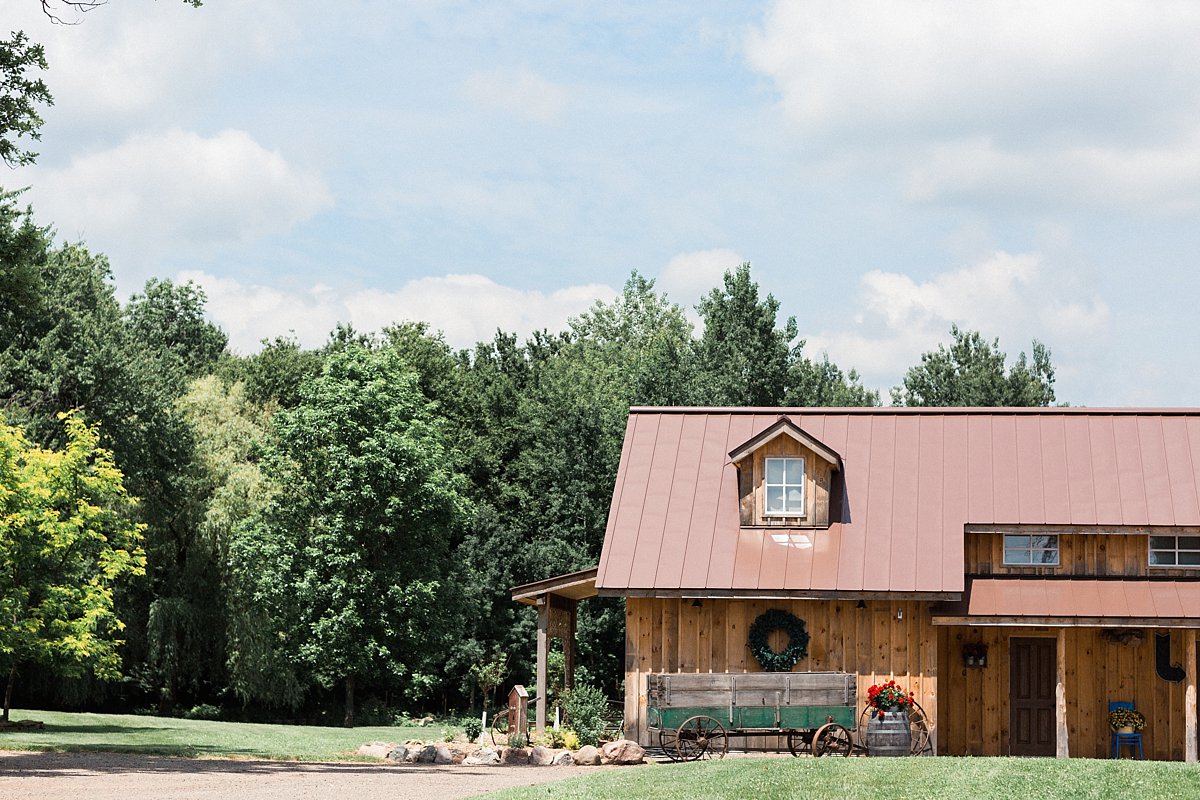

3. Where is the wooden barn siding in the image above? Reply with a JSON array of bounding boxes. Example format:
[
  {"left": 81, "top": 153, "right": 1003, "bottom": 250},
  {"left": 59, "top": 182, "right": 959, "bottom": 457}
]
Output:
[
  {"left": 624, "top": 597, "right": 937, "bottom": 750},
  {"left": 966, "top": 531, "right": 1199, "bottom": 578},
  {"left": 738, "top": 437, "right": 833, "bottom": 528},
  {"left": 938, "top": 626, "right": 1196, "bottom": 759}
]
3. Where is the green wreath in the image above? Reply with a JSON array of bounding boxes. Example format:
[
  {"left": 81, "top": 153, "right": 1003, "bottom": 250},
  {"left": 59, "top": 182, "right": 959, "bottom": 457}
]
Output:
[{"left": 748, "top": 608, "right": 810, "bottom": 672}]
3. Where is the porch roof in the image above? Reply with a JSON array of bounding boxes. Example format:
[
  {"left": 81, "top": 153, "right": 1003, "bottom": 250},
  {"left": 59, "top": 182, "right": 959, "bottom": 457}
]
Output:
[
  {"left": 930, "top": 576, "right": 1200, "bottom": 627},
  {"left": 511, "top": 566, "right": 598, "bottom": 606}
]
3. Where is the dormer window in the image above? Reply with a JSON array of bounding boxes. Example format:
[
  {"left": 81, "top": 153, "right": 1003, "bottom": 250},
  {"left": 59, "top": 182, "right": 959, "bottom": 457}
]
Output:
[{"left": 764, "top": 457, "right": 806, "bottom": 516}]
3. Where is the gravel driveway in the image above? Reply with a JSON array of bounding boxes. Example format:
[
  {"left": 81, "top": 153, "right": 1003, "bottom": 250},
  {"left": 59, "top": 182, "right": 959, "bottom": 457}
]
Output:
[{"left": 0, "top": 750, "right": 588, "bottom": 800}]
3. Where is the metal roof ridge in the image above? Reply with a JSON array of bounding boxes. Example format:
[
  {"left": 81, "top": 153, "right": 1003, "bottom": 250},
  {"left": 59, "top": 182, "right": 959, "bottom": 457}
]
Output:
[{"left": 628, "top": 406, "right": 1200, "bottom": 415}]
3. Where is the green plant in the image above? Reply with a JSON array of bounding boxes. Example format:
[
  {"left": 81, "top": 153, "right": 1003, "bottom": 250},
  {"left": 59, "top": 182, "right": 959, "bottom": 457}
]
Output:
[
  {"left": 563, "top": 683, "right": 608, "bottom": 747},
  {"left": 463, "top": 716, "right": 483, "bottom": 742},
  {"left": 1109, "top": 707, "right": 1146, "bottom": 731},
  {"left": 183, "top": 704, "right": 222, "bottom": 721},
  {"left": 509, "top": 731, "right": 529, "bottom": 748},
  {"left": 867, "top": 679, "right": 913, "bottom": 718},
  {"left": 560, "top": 729, "right": 580, "bottom": 750},
  {"left": 747, "top": 609, "right": 810, "bottom": 672},
  {"left": 471, "top": 650, "right": 510, "bottom": 710}
]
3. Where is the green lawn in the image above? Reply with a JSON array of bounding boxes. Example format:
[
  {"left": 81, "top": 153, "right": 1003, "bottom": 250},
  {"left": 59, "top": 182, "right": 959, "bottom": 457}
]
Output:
[
  {"left": 0, "top": 708, "right": 453, "bottom": 761},
  {"left": 480, "top": 755, "right": 1200, "bottom": 800}
]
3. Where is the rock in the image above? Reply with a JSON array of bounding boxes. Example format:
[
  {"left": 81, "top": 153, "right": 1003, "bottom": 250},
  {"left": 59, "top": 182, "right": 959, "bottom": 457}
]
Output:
[
  {"left": 601, "top": 739, "right": 645, "bottom": 765},
  {"left": 403, "top": 747, "right": 422, "bottom": 764},
  {"left": 552, "top": 751, "right": 575, "bottom": 766},
  {"left": 417, "top": 744, "right": 439, "bottom": 764},
  {"left": 356, "top": 741, "right": 397, "bottom": 759},
  {"left": 529, "top": 746, "right": 555, "bottom": 766},
  {"left": 573, "top": 745, "right": 601, "bottom": 766},
  {"left": 385, "top": 745, "right": 408, "bottom": 763},
  {"left": 463, "top": 747, "right": 500, "bottom": 766},
  {"left": 501, "top": 746, "right": 531, "bottom": 765},
  {"left": 434, "top": 745, "right": 454, "bottom": 765},
  {"left": 417, "top": 715, "right": 434, "bottom": 726}
]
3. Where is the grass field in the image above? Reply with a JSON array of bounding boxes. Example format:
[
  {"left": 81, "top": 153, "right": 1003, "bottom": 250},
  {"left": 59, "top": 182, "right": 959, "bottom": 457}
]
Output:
[
  {"left": 481, "top": 755, "right": 1200, "bottom": 800},
  {"left": 0, "top": 708, "right": 454, "bottom": 761}
]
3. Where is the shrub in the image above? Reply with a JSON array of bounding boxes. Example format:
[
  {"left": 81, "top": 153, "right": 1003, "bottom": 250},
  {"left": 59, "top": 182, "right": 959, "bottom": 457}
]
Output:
[
  {"left": 463, "top": 716, "right": 483, "bottom": 742},
  {"left": 563, "top": 684, "right": 608, "bottom": 747},
  {"left": 560, "top": 729, "right": 580, "bottom": 750},
  {"left": 183, "top": 704, "right": 222, "bottom": 721}
]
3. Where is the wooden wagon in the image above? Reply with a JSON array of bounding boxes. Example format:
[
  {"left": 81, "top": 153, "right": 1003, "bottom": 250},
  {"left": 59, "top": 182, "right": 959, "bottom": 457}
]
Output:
[{"left": 647, "top": 671, "right": 859, "bottom": 760}]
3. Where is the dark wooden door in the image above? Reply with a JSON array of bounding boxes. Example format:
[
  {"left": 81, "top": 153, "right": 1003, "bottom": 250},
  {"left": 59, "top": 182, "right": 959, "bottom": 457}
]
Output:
[{"left": 1009, "top": 637, "right": 1056, "bottom": 756}]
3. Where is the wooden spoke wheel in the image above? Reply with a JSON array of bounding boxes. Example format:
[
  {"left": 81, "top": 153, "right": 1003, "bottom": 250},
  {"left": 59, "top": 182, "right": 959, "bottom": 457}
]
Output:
[
  {"left": 674, "top": 715, "right": 728, "bottom": 761},
  {"left": 787, "top": 729, "right": 813, "bottom": 757},
  {"left": 813, "top": 722, "right": 852, "bottom": 757},
  {"left": 489, "top": 709, "right": 511, "bottom": 746},
  {"left": 658, "top": 723, "right": 682, "bottom": 761}
]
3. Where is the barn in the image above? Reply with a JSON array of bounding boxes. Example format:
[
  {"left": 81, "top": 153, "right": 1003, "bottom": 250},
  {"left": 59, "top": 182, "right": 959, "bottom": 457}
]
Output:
[{"left": 515, "top": 406, "right": 1200, "bottom": 760}]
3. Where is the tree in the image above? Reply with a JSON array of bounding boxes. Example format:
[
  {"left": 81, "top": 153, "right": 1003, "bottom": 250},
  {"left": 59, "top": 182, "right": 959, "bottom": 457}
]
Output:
[
  {"left": 126, "top": 279, "right": 228, "bottom": 384},
  {"left": 0, "top": 412, "right": 146, "bottom": 721},
  {"left": 238, "top": 344, "right": 470, "bottom": 725},
  {"left": 0, "top": 31, "right": 51, "bottom": 167},
  {"left": 891, "top": 325, "right": 1057, "bottom": 407},
  {"left": 787, "top": 354, "right": 880, "bottom": 407}
]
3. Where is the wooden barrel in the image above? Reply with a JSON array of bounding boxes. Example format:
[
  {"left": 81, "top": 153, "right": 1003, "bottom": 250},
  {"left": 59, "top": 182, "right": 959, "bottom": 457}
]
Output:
[{"left": 866, "top": 709, "right": 911, "bottom": 757}]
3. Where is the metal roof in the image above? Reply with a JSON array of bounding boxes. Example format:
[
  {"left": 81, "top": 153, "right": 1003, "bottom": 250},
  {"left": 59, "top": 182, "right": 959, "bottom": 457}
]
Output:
[
  {"left": 511, "top": 567, "right": 598, "bottom": 606},
  {"left": 595, "top": 408, "right": 1200, "bottom": 595},
  {"left": 931, "top": 577, "right": 1200, "bottom": 625}
]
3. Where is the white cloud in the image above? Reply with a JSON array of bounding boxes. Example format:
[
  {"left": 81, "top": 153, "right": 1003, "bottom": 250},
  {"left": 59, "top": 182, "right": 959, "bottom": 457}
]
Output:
[
  {"left": 656, "top": 248, "right": 743, "bottom": 306},
  {"left": 463, "top": 67, "right": 570, "bottom": 123},
  {"left": 805, "top": 251, "right": 1110, "bottom": 390},
  {"left": 745, "top": 1, "right": 1200, "bottom": 212},
  {"left": 29, "top": 129, "right": 331, "bottom": 254},
  {"left": 184, "top": 271, "right": 618, "bottom": 354}
]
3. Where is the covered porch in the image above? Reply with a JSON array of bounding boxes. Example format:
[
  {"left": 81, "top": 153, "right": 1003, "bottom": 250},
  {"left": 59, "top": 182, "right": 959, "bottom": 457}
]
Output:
[{"left": 933, "top": 578, "right": 1200, "bottom": 761}]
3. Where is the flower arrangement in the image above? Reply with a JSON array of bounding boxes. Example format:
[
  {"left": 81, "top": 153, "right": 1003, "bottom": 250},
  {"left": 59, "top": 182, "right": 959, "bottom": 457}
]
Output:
[
  {"left": 1108, "top": 707, "right": 1146, "bottom": 732},
  {"left": 867, "top": 679, "right": 913, "bottom": 719}
]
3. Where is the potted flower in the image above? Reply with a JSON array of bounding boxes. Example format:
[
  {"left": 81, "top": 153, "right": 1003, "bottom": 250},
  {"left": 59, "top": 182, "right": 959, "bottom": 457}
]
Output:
[
  {"left": 1108, "top": 707, "right": 1146, "bottom": 734},
  {"left": 867, "top": 679, "right": 913, "bottom": 719},
  {"left": 866, "top": 680, "right": 914, "bottom": 756}
]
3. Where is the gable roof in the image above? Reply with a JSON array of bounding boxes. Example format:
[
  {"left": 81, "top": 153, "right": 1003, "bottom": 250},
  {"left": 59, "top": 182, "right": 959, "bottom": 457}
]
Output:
[
  {"left": 727, "top": 416, "right": 842, "bottom": 467},
  {"left": 594, "top": 407, "right": 1200, "bottom": 596}
]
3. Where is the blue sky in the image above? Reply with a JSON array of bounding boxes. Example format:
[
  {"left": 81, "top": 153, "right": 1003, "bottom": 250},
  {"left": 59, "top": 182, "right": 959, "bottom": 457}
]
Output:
[{"left": 9, "top": 1, "right": 1200, "bottom": 405}]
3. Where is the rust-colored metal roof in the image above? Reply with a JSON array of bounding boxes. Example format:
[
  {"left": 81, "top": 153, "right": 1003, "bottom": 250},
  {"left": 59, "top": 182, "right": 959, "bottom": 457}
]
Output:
[
  {"left": 511, "top": 567, "right": 598, "bottom": 606},
  {"left": 931, "top": 577, "right": 1200, "bottom": 624},
  {"left": 595, "top": 407, "right": 1200, "bottom": 595}
]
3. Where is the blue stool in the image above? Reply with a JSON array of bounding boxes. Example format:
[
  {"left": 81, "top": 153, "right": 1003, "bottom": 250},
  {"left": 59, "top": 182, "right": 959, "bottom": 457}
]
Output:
[{"left": 1108, "top": 701, "right": 1144, "bottom": 760}]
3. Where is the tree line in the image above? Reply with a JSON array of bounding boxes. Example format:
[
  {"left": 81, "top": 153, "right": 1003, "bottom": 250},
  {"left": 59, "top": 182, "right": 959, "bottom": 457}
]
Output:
[{"left": 0, "top": 190, "right": 1058, "bottom": 725}]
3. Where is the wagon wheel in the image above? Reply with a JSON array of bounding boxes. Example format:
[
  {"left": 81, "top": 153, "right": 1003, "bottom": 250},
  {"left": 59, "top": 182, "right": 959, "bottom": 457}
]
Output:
[
  {"left": 787, "top": 729, "right": 812, "bottom": 757},
  {"left": 489, "top": 709, "right": 510, "bottom": 746},
  {"left": 674, "top": 715, "right": 728, "bottom": 761},
  {"left": 908, "top": 700, "right": 933, "bottom": 756},
  {"left": 813, "top": 722, "right": 853, "bottom": 757},
  {"left": 658, "top": 724, "right": 683, "bottom": 761}
]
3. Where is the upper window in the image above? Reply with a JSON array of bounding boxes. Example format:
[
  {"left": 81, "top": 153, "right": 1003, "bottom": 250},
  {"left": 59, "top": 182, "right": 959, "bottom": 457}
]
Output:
[
  {"left": 1149, "top": 535, "right": 1200, "bottom": 568},
  {"left": 764, "top": 457, "right": 805, "bottom": 516},
  {"left": 1003, "top": 534, "right": 1059, "bottom": 566}
]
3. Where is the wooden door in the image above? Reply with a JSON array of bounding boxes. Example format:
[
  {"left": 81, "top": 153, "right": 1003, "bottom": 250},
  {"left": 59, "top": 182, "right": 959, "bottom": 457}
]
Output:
[{"left": 1009, "top": 637, "right": 1056, "bottom": 756}]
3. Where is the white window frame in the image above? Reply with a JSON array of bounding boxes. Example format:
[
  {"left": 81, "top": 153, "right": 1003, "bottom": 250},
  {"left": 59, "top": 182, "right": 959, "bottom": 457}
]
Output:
[
  {"left": 763, "top": 456, "right": 806, "bottom": 518},
  {"left": 1148, "top": 535, "right": 1200, "bottom": 568},
  {"left": 1002, "top": 534, "right": 1060, "bottom": 566}
]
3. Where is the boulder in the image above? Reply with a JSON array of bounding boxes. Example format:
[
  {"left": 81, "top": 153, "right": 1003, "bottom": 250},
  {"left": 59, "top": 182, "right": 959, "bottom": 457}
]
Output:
[
  {"left": 434, "top": 745, "right": 454, "bottom": 765},
  {"left": 552, "top": 750, "right": 575, "bottom": 766},
  {"left": 573, "top": 745, "right": 601, "bottom": 766},
  {"left": 463, "top": 747, "right": 500, "bottom": 766},
  {"left": 385, "top": 745, "right": 408, "bottom": 763},
  {"left": 501, "top": 746, "right": 531, "bottom": 765},
  {"left": 529, "top": 746, "right": 555, "bottom": 766},
  {"left": 417, "top": 744, "right": 439, "bottom": 764},
  {"left": 356, "top": 742, "right": 397, "bottom": 759},
  {"left": 403, "top": 747, "right": 422, "bottom": 764},
  {"left": 601, "top": 739, "right": 645, "bottom": 765}
]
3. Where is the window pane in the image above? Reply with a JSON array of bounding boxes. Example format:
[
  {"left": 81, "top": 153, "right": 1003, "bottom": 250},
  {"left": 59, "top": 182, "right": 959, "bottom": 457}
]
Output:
[
  {"left": 1034, "top": 549, "right": 1059, "bottom": 564},
  {"left": 766, "top": 459, "right": 784, "bottom": 485},
  {"left": 786, "top": 487, "right": 804, "bottom": 512},
  {"left": 785, "top": 458, "right": 803, "bottom": 484},
  {"left": 1177, "top": 536, "right": 1200, "bottom": 549},
  {"left": 766, "top": 486, "right": 784, "bottom": 513},
  {"left": 1150, "top": 550, "right": 1176, "bottom": 566},
  {"left": 1004, "top": 535, "right": 1031, "bottom": 549},
  {"left": 1031, "top": 535, "right": 1057, "bottom": 550},
  {"left": 1179, "top": 551, "right": 1200, "bottom": 566},
  {"left": 1149, "top": 536, "right": 1176, "bottom": 550},
  {"left": 1005, "top": 549, "right": 1031, "bottom": 564}
]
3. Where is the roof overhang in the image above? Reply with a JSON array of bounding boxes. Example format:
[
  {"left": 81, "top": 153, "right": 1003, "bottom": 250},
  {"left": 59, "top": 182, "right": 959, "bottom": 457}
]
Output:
[
  {"left": 727, "top": 416, "right": 842, "bottom": 468},
  {"left": 597, "top": 588, "right": 960, "bottom": 601},
  {"left": 930, "top": 577, "right": 1200, "bottom": 627},
  {"left": 511, "top": 567, "right": 598, "bottom": 606}
]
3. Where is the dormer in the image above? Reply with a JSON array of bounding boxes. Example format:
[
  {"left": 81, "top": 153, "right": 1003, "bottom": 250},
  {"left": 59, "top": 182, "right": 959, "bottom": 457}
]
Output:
[{"left": 729, "top": 417, "right": 841, "bottom": 528}]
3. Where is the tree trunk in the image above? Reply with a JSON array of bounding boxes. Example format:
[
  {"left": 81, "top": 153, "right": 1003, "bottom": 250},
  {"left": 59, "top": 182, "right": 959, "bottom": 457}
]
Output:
[
  {"left": 4, "top": 665, "right": 15, "bottom": 723},
  {"left": 343, "top": 675, "right": 355, "bottom": 728}
]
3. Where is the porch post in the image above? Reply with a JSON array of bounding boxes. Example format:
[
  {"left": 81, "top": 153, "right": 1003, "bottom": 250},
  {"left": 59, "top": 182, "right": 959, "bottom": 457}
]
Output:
[
  {"left": 536, "top": 597, "right": 549, "bottom": 733},
  {"left": 564, "top": 602, "right": 577, "bottom": 691},
  {"left": 1186, "top": 629, "right": 1197, "bottom": 764},
  {"left": 1055, "top": 629, "right": 1069, "bottom": 759}
]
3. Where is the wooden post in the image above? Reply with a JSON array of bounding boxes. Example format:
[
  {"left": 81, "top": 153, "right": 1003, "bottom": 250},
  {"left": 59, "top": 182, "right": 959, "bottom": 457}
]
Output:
[
  {"left": 1055, "top": 629, "right": 1069, "bottom": 759},
  {"left": 564, "top": 602, "right": 577, "bottom": 692},
  {"left": 1186, "top": 629, "right": 1198, "bottom": 764},
  {"left": 536, "top": 597, "right": 549, "bottom": 734}
]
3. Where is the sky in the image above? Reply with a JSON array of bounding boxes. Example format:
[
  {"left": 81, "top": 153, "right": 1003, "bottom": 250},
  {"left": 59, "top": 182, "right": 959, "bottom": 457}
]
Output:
[{"left": 8, "top": 1, "right": 1200, "bottom": 406}]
